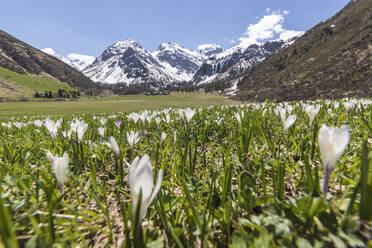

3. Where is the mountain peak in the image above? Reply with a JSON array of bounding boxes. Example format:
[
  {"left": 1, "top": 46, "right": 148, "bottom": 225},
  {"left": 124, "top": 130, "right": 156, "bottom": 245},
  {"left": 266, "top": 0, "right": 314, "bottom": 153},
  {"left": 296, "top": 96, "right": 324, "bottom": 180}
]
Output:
[
  {"left": 111, "top": 39, "right": 142, "bottom": 49},
  {"left": 157, "top": 42, "right": 184, "bottom": 50},
  {"left": 197, "top": 44, "right": 224, "bottom": 58}
]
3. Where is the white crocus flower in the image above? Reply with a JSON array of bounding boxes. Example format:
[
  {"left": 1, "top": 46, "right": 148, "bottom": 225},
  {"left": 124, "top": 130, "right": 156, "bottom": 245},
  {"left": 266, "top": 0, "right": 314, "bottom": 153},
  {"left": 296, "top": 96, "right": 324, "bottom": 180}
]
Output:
[
  {"left": 70, "top": 119, "right": 88, "bottom": 141},
  {"left": 100, "top": 117, "right": 106, "bottom": 126},
  {"left": 164, "top": 114, "right": 170, "bottom": 124},
  {"left": 179, "top": 108, "right": 196, "bottom": 124},
  {"left": 129, "top": 155, "right": 163, "bottom": 222},
  {"left": 283, "top": 114, "right": 296, "bottom": 131},
  {"left": 235, "top": 112, "right": 244, "bottom": 125},
  {"left": 184, "top": 108, "right": 196, "bottom": 123},
  {"left": 155, "top": 117, "right": 161, "bottom": 125},
  {"left": 278, "top": 107, "right": 296, "bottom": 131},
  {"left": 52, "top": 153, "right": 69, "bottom": 191},
  {"left": 106, "top": 137, "right": 120, "bottom": 157},
  {"left": 33, "top": 120, "right": 43, "bottom": 127},
  {"left": 262, "top": 109, "right": 268, "bottom": 117},
  {"left": 76, "top": 122, "right": 88, "bottom": 141},
  {"left": 304, "top": 105, "right": 321, "bottom": 126},
  {"left": 44, "top": 118, "right": 60, "bottom": 138},
  {"left": 343, "top": 101, "right": 354, "bottom": 117},
  {"left": 178, "top": 109, "right": 185, "bottom": 122},
  {"left": 62, "top": 130, "right": 72, "bottom": 138},
  {"left": 318, "top": 124, "right": 349, "bottom": 197},
  {"left": 160, "top": 132, "right": 167, "bottom": 143},
  {"left": 127, "top": 131, "right": 141, "bottom": 147},
  {"left": 98, "top": 127, "right": 106, "bottom": 137},
  {"left": 2, "top": 123, "right": 11, "bottom": 128}
]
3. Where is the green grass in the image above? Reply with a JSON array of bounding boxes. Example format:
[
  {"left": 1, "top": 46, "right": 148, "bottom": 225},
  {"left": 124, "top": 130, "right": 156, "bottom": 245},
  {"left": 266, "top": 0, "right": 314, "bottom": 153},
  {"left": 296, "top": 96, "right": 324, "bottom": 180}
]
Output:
[
  {"left": 0, "top": 98, "right": 370, "bottom": 247},
  {"left": 0, "top": 66, "right": 73, "bottom": 93},
  {"left": 0, "top": 93, "right": 239, "bottom": 115}
]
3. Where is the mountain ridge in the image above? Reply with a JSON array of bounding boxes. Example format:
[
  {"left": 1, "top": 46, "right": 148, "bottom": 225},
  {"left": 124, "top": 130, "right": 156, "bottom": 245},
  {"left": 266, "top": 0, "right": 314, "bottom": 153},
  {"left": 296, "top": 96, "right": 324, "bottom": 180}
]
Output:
[
  {"left": 235, "top": 0, "right": 372, "bottom": 101},
  {"left": 80, "top": 38, "right": 295, "bottom": 88}
]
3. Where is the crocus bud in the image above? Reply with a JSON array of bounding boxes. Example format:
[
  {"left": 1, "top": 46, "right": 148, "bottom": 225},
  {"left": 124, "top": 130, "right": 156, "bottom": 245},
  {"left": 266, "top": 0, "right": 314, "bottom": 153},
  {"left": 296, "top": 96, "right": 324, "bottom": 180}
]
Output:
[
  {"left": 127, "top": 131, "right": 140, "bottom": 147},
  {"left": 46, "top": 151, "right": 55, "bottom": 164},
  {"left": 235, "top": 112, "right": 244, "bottom": 125},
  {"left": 98, "top": 127, "right": 106, "bottom": 137},
  {"left": 106, "top": 137, "right": 120, "bottom": 157},
  {"left": 129, "top": 155, "right": 162, "bottom": 222},
  {"left": 304, "top": 104, "right": 320, "bottom": 126},
  {"left": 282, "top": 114, "right": 296, "bottom": 131},
  {"left": 53, "top": 153, "right": 69, "bottom": 191}
]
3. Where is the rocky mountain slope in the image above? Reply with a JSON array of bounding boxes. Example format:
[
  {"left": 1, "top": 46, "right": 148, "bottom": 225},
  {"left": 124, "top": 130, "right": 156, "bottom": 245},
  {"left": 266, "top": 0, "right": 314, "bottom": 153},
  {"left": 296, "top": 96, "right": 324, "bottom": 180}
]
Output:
[
  {"left": 192, "top": 39, "right": 294, "bottom": 85},
  {"left": 152, "top": 42, "right": 204, "bottom": 82},
  {"left": 236, "top": 0, "right": 372, "bottom": 101},
  {"left": 0, "top": 29, "right": 96, "bottom": 90}
]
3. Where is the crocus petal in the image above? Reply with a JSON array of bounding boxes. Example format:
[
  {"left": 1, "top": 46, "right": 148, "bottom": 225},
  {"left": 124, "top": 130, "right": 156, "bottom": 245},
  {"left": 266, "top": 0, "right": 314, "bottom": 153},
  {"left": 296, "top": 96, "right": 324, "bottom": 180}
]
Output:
[
  {"left": 46, "top": 151, "right": 55, "bottom": 164},
  {"left": 284, "top": 114, "right": 296, "bottom": 131},
  {"left": 149, "top": 169, "right": 163, "bottom": 205},
  {"left": 128, "top": 155, "right": 162, "bottom": 222}
]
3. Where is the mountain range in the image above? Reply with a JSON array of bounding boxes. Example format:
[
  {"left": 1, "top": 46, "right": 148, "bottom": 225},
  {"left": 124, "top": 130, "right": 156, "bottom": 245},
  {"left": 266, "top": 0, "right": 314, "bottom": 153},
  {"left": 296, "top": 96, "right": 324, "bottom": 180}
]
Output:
[{"left": 48, "top": 37, "right": 298, "bottom": 89}]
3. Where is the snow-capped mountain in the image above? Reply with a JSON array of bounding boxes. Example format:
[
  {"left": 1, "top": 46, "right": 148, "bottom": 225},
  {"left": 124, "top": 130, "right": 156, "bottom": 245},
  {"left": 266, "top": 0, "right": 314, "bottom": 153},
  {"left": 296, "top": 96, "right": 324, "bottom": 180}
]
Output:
[
  {"left": 197, "top": 44, "right": 224, "bottom": 58},
  {"left": 78, "top": 34, "right": 301, "bottom": 88},
  {"left": 42, "top": 48, "right": 74, "bottom": 67},
  {"left": 66, "top": 53, "right": 95, "bottom": 71},
  {"left": 82, "top": 40, "right": 180, "bottom": 86},
  {"left": 152, "top": 42, "right": 204, "bottom": 82},
  {"left": 192, "top": 37, "right": 298, "bottom": 85},
  {"left": 41, "top": 48, "right": 94, "bottom": 71}
]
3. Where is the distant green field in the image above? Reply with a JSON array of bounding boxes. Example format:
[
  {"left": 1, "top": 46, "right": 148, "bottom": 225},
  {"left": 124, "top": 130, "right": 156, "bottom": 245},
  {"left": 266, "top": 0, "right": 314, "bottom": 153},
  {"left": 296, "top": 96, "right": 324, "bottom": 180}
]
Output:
[
  {"left": 0, "top": 93, "right": 240, "bottom": 115},
  {"left": 0, "top": 66, "right": 73, "bottom": 96}
]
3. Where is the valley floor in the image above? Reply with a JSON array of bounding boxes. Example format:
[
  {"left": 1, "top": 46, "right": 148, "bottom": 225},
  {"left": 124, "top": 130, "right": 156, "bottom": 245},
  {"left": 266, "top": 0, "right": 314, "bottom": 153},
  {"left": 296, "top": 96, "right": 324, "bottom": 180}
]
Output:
[{"left": 0, "top": 93, "right": 239, "bottom": 115}]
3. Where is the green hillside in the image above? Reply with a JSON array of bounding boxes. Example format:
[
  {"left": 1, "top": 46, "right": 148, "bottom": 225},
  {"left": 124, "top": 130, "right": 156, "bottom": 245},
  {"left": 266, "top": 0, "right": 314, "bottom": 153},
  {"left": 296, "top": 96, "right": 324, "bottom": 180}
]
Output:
[{"left": 0, "top": 66, "right": 74, "bottom": 100}]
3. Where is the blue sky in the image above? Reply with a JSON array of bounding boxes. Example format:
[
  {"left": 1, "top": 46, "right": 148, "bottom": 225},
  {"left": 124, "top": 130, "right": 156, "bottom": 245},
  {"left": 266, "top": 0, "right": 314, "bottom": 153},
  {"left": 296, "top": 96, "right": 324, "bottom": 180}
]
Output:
[{"left": 0, "top": 0, "right": 349, "bottom": 57}]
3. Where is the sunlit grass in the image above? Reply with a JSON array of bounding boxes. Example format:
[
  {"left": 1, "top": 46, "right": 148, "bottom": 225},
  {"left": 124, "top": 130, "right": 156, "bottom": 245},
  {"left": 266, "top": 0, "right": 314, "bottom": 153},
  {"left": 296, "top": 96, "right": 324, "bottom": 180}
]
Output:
[
  {"left": 0, "top": 93, "right": 239, "bottom": 115},
  {"left": 0, "top": 98, "right": 371, "bottom": 247},
  {"left": 0, "top": 66, "right": 73, "bottom": 95}
]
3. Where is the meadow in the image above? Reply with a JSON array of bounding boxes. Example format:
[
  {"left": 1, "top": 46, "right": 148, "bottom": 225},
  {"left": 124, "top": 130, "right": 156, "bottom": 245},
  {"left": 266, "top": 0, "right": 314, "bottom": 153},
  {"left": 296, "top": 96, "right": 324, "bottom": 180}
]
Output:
[
  {"left": 0, "top": 98, "right": 371, "bottom": 247},
  {"left": 0, "top": 93, "right": 237, "bottom": 115}
]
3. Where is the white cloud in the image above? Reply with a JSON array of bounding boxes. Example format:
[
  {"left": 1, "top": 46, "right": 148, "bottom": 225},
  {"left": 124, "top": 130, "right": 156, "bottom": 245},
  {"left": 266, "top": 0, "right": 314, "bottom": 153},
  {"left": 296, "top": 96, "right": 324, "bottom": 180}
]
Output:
[
  {"left": 229, "top": 40, "right": 236, "bottom": 44},
  {"left": 266, "top": 8, "right": 271, "bottom": 12},
  {"left": 238, "top": 10, "right": 303, "bottom": 48}
]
